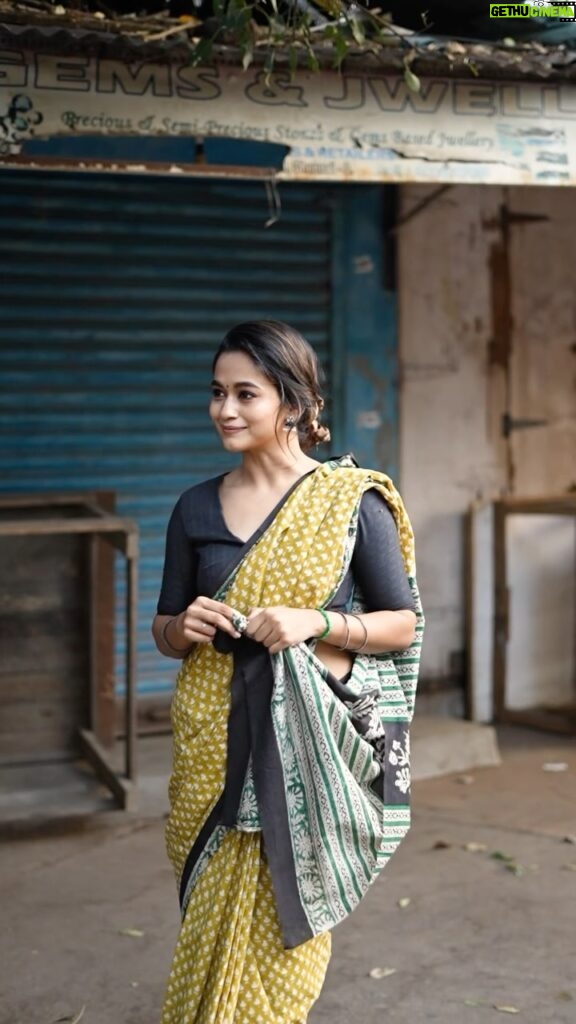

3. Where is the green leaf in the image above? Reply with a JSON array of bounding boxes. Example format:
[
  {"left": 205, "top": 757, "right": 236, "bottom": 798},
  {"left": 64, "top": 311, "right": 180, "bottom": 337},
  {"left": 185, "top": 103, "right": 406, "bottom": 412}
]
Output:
[
  {"left": 332, "top": 34, "right": 349, "bottom": 70},
  {"left": 190, "top": 38, "right": 213, "bottom": 67},
  {"left": 242, "top": 40, "right": 254, "bottom": 70},
  {"left": 403, "top": 65, "right": 421, "bottom": 93},
  {"left": 349, "top": 15, "right": 365, "bottom": 46},
  {"left": 264, "top": 49, "right": 275, "bottom": 89},
  {"left": 306, "top": 49, "right": 320, "bottom": 72},
  {"left": 314, "top": 0, "right": 345, "bottom": 16},
  {"left": 288, "top": 45, "right": 299, "bottom": 77}
]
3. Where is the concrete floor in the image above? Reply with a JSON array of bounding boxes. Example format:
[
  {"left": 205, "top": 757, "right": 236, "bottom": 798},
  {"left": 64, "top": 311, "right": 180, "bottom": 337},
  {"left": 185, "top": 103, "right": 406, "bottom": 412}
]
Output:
[{"left": 0, "top": 726, "right": 574, "bottom": 1024}]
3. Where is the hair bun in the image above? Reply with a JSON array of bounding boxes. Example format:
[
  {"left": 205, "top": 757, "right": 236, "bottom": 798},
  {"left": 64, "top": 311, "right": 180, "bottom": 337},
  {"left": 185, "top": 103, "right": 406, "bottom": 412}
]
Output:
[{"left": 306, "top": 418, "right": 331, "bottom": 448}]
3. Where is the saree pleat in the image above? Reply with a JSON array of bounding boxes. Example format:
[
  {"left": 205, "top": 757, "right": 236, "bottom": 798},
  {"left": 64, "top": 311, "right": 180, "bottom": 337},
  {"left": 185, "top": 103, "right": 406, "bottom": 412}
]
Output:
[
  {"left": 162, "top": 832, "right": 331, "bottom": 1024},
  {"left": 162, "top": 458, "right": 423, "bottom": 1023}
]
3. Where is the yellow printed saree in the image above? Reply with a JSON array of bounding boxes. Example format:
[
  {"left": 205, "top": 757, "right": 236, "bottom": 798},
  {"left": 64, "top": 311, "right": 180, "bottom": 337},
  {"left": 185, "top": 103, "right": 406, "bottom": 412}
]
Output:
[{"left": 162, "top": 456, "right": 424, "bottom": 1024}]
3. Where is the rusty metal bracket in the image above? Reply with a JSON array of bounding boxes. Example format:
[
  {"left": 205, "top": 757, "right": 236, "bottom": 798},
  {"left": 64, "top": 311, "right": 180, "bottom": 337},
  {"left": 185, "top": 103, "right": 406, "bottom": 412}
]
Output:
[
  {"left": 484, "top": 207, "right": 550, "bottom": 232},
  {"left": 501, "top": 413, "right": 549, "bottom": 437}
]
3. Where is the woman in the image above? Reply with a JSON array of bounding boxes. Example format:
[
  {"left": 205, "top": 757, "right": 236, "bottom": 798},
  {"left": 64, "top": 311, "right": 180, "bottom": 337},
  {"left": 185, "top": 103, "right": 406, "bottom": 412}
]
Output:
[{"left": 152, "top": 320, "right": 423, "bottom": 1024}]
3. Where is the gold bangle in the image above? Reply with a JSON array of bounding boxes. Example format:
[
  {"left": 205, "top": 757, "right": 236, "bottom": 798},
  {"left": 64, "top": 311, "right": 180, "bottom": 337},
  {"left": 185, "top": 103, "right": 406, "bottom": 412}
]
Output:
[
  {"left": 334, "top": 611, "right": 351, "bottom": 651},
  {"left": 347, "top": 612, "right": 368, "bottom": 652}
]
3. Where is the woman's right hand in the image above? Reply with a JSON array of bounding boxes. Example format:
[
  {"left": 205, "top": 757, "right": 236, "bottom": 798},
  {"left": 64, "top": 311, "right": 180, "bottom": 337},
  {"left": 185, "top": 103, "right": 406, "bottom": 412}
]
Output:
[{"left": 172, "top": 596, "right": 242, "bottom": 647}]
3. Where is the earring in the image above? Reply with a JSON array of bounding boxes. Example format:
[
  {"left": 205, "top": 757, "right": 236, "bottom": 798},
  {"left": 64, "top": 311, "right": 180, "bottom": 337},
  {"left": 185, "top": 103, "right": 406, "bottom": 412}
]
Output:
[{"left": 284, "top": 417, "right": 296, "bottom": 428}]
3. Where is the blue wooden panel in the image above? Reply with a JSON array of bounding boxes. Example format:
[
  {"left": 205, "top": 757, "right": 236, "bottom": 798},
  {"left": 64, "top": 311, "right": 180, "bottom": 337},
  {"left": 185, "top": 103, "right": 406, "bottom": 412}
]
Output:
[
  {"left": 333, "top": 186, "right": 398, "bottom": 478},
  {"left": 22, "top": 134, "right": 289, "bottom": 169}
]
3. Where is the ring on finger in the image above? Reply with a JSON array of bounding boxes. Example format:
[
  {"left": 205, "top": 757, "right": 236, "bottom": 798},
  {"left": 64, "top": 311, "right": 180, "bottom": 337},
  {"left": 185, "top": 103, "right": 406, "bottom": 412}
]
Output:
[{"left": 231, "top": 611, "right": 248, "bottom": 634}]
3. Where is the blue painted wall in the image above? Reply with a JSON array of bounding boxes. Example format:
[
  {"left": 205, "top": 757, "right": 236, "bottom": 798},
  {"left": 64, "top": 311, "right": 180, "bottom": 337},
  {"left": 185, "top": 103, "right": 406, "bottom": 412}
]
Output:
[{"left": 333, "top": 186, "right": 398, "bottom": 478}]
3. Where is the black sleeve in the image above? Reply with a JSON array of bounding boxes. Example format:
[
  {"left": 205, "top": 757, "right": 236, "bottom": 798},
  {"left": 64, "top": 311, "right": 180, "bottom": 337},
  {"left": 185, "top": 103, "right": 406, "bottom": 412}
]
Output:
[
  {"left": 351, "top": 489, "right": 415, "bottom": 613},
  {"left": 156, "top": 498, "right": 199, "bottom": 616}
]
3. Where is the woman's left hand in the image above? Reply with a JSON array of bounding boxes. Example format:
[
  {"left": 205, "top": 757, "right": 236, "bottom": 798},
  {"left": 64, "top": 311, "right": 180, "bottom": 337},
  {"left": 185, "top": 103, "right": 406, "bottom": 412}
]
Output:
[{"left": 245, "top": 606, "right": 322, "bottom": 655}]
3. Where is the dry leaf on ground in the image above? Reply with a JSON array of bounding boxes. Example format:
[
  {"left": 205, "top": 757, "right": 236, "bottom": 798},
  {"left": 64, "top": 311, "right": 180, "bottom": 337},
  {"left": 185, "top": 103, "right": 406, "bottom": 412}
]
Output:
[
  {"left": 397, "top": 897, "right": 411, "bottom": 909},
  {"left": 495, "top": 1007, "right": 520, "bottom": 1014},
  {"left": 489, "top": 850, "right": 524, "bottom": 876},
  {"left": 119, "top": 927, "right": 145, "bottom": 938},
  {"left": 52, "top": 1008, "right": 86, "bottom": 1024},
  {"left": 463, "top": 842, "right": 488, "bottom": 853},
  {"left": 369, "top": 967, "right": 397, "bottom": 979},
  {"left": 504, "top": 862, "right": 525, "bottom": 877}
]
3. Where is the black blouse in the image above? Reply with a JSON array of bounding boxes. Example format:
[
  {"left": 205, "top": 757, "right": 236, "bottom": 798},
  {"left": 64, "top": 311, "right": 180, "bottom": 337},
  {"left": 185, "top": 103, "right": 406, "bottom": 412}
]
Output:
[{"left": 157, "top": 472, "right": 414, "bottom": 617}]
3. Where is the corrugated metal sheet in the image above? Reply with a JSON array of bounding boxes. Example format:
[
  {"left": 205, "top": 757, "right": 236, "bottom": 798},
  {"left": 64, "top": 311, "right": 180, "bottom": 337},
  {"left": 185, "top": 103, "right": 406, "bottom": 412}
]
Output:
[{"left": 0, "top": 170, "right": 336, "bottom": 697}]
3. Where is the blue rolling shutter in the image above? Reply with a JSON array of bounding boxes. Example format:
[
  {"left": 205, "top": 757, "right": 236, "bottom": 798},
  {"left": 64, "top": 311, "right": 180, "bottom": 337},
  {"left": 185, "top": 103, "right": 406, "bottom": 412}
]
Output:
[{"left": 0, "top": 170, "right": 339, "bottom": 698}]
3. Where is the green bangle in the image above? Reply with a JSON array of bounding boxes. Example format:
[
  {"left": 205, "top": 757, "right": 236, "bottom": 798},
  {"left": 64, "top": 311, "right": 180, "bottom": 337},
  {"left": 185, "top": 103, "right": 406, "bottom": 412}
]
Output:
[{"left": 316, "top": 608, "right": 331, "bottom": 640}]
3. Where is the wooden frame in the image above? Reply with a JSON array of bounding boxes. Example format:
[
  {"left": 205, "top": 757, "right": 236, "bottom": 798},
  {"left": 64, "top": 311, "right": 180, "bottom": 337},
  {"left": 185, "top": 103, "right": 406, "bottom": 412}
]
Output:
[
  {"left": 493, "top": 494, "right": 576, "bottom": 734},
  {"left": 0, "top": 494, "right": 139, "bottom": 809}
]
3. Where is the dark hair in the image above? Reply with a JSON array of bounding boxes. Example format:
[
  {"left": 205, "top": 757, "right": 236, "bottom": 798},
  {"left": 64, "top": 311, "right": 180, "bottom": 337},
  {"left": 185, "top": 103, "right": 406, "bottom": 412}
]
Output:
[{"left": 212, "top": 320, "right": 331, "bottom": 452}]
